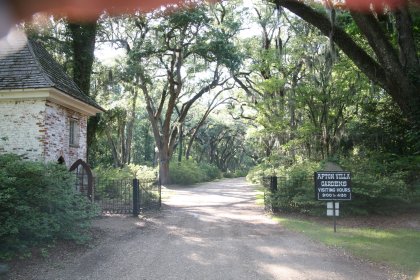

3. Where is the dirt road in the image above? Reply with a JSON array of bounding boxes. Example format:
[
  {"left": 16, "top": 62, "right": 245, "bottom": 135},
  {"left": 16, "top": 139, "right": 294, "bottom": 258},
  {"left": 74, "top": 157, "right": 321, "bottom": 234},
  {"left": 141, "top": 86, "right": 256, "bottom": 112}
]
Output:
[{"left": 10, "top": 178, "right": 407, "bottom": 280}]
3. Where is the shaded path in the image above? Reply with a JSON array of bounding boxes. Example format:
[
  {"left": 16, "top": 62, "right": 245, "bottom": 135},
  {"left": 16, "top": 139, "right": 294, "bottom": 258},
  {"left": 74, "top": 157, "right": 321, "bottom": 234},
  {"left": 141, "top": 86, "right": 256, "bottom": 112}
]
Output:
[{"left": 11, "top": 178, "right": 406, "bottom": 280}]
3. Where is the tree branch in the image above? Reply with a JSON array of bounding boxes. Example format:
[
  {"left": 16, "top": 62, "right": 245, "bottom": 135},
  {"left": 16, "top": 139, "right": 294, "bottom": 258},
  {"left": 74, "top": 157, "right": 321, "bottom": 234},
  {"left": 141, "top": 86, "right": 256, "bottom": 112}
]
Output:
[{"left": 274, "top": 0, "right": 387, "bottom": 89}]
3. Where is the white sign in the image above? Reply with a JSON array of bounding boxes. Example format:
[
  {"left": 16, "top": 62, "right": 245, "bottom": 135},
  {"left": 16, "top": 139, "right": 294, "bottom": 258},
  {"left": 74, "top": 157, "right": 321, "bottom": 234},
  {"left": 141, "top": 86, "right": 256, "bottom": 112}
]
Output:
[
  {"left": 326, "top": 202, "right": 339, "bottom": 216},
  {"left": 315, "top": 171, "right": 352, "bottom": 201},
  {"left": 327, "top": 202, "right": 339, "bottom": 209},
  {"left": 327, "top": 209, "right": 339, "bottom": 216}
]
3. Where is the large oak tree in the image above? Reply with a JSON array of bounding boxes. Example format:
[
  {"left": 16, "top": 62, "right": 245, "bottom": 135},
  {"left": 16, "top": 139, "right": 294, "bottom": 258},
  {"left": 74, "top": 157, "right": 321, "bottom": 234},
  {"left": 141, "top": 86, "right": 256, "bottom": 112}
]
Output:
[{"left": 273, "top": 0, "right": 419, "bottom": 131}]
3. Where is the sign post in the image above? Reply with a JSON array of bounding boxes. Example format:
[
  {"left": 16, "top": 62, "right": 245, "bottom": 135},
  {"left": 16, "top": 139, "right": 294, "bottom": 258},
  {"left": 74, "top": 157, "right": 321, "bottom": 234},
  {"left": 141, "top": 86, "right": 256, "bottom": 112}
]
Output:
[
  {"left": 314, "top": 171, "right": 351, "bottom": 232},
  {"left": 327, "top": 202, "right": 339, "bottom": 232}
]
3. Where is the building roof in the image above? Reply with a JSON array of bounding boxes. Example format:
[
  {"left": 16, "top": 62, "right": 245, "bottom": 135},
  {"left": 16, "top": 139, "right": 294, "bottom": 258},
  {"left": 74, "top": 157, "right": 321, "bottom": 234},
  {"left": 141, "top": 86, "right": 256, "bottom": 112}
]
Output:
[{"left": 0, "top": 37, "right": 103, "bottom": 112}]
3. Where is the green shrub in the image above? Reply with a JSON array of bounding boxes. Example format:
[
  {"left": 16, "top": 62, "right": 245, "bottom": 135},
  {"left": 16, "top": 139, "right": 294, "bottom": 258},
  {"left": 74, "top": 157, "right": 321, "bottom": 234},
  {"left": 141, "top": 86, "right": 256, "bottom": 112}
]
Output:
[
  {"left": 199, "top": 162, "right": 222, "bottom": 181},
  {"left": 92, "top": 165, "right": 132, "bottom": 181},
  {"left": 235, "top": 169, "right": 249, "bottom": 177},
  {"left": 126, "top": 164, "right": 157, "bottom": 182},
  {"left": 342, "top": 153, "right": 420, "bottom": 215},
  {"left": 260, "top": 155, "right": 420, "bottom": 216},
  {"left": 92, "top": 164, "right": 157, "bottom": 202},
  {"left": 93, "top": 164, "right": 157, "bottom": 182},
  {"left": 223, "top": 169, "right": 248, "bottom": 178},
  {"left": 169, "top": 160, "right": 221, "bottom": 185},
  {"left": 246, "top": 165, "right": 272, "bottom": 184},
  {"left": 264, "top": 161, "right": 324, "bottom": 215},
  {"left": 169, "top": 160, "right": 205, "bottom": 185},
  {"left": 0, "top": 154, "right": 99, "bottom": 259}
]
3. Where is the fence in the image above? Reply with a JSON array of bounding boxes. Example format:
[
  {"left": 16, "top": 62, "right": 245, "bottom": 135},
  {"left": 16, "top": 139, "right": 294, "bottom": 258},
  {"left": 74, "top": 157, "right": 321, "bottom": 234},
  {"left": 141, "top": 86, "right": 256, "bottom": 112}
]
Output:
[
  {"left": 93, "top": 178, "right": 161, "bottom": 215},
  {"left": 262, "top": 176, "right": 313, "bottom": 212}
]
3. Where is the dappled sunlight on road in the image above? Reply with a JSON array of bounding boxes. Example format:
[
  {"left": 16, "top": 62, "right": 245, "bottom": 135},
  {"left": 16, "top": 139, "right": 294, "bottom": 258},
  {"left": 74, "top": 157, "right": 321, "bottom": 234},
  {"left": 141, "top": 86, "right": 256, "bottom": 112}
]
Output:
[
  {"left": 17, "top": 178, "right": 407, "bottom": 280},
  {"left": 153, "top": 178, "right": 400, "bottom": 280}
]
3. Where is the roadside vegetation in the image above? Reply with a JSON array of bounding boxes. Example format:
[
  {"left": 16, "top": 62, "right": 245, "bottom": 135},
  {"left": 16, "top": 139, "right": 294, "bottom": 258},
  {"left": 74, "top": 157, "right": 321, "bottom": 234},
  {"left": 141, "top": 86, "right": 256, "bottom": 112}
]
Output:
[
  {"left": 248, "top": 155, "right": 420, "bottom": 216},
  {"left": 0, "top": 154, "right": 99, "bottom": 260}
]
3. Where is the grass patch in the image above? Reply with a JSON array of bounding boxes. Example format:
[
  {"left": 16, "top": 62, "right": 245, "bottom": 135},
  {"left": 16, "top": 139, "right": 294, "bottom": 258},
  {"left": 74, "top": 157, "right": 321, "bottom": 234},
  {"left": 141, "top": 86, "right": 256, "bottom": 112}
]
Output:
[
  {"left": 273, "top": 216, "right": 420, "bottom": 277},
  {"left": 255, "top": 187, "right": 265, "bottom": 206}
]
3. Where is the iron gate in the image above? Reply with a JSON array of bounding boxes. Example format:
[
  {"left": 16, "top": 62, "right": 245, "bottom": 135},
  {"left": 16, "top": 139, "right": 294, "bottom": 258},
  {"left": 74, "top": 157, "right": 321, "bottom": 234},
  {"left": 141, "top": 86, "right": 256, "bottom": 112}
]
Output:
[{"left": 94, "top": 178, "right": 161, "bottom": 215}]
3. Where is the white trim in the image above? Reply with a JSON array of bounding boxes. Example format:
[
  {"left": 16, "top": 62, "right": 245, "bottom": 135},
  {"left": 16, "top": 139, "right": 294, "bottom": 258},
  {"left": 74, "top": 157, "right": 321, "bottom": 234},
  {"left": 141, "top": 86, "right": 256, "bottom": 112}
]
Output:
[{"left": 0, "top": 88, "right": 103, "bottom": 116}]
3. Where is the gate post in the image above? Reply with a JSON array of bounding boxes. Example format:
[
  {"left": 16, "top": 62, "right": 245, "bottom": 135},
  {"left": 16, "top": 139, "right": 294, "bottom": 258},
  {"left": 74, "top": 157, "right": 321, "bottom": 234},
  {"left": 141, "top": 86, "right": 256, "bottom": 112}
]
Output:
[
  {"left": 158, "top": 177, "right": 162, "bottom": 208},
  {"left": 133, "top": 179, "right": 140, "bottom": 216},
  {"left": 270, "top": 176, "right": 278, "bottom": 192},
  {"left": 270, "top": 176, "right": 279, "bottom": 213}
]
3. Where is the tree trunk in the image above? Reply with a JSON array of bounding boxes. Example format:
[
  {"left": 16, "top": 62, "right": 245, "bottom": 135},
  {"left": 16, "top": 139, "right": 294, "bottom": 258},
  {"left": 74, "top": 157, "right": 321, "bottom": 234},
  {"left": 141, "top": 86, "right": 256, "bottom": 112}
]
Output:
[
  {"left": 159, "top": 149, "right": 170, "bottom": 185},
  {"left": 144, "top": 124, "right": 153, "bottom": 162},
  {"left": 124, "top": 90, "right": 138, "bottom": 165},
  {"left": 185, "top": 134, "right": 194, "bottom": 160},
  {"left": 105, "top": 129, "right": 122, "bottom": 167},
  {"left": 68, "top": 21, "right": 98, "bottom": 158},
  {"left": 178, "top": 125, "right": 183, "bottom": 163}
]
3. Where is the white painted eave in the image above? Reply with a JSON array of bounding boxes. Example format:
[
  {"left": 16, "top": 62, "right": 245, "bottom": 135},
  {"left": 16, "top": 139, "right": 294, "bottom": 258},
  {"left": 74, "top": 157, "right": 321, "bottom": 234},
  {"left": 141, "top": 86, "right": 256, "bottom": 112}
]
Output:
[{"left": 0, "top": 88, "right": 103, "bottom": 116}]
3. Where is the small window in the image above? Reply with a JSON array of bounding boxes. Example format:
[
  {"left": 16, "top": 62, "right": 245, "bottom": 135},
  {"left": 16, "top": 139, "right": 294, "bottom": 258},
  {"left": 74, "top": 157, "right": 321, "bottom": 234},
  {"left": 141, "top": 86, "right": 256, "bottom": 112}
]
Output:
[
  {"left": 69, "top": 119, "right": 79, "bottom": 147},
  {"left": 58, "top": 156, "right": 65, "bottom": 165}
]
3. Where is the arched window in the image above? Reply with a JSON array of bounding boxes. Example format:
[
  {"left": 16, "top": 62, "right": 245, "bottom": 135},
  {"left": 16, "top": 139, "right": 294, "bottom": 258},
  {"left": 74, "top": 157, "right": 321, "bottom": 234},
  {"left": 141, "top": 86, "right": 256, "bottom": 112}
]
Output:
[{"left": 57, "top": 156, "right": 65, "bottom": 165}]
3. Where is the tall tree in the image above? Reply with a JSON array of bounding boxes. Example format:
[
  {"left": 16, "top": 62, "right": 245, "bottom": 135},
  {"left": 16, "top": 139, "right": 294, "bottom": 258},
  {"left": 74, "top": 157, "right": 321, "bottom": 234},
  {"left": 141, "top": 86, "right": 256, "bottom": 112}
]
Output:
[
  {"left": 185, "top": 86, "right": 235, "bottom": 160},
  {"left": 272, "top": 0, "right": 420, "bottom": 132},
  {"left": 234, "top": 3, "right": 303, "bottom": 160},
  {"left": 100, "top": 2, "right": 242, "bottom": 183},
  {"left": 135, "top": 3, "right": 240, "bottom": 184},
  {"left": 234, "top": 4, "right": 369, "bottom": 162}
]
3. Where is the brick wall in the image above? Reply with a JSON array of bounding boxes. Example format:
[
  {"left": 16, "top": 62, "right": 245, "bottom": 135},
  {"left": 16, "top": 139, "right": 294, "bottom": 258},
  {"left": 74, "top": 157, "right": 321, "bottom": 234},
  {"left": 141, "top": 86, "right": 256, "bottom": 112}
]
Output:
[
  {"left": 44, "top": 101, "right": 87, "bottom": 167},
  {"left": 0, "top": 99, "right": 88, "bottom": 167},
  {"left": 0, "top": 100, "right": 45, "bottom": 162}
]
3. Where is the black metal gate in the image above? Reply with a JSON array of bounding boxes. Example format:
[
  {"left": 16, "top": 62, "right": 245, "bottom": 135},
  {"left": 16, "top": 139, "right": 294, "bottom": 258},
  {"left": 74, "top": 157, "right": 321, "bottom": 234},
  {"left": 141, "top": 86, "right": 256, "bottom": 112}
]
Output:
[{"left": 94, "top": 178, "right": 161, "bottom": 215}]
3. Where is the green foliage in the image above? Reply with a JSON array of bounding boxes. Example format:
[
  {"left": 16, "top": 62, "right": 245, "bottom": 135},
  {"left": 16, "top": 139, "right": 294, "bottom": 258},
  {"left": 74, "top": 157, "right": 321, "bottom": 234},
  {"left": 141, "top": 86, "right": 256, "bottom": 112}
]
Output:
[
  {"left": 257, "top": 161, "right": 324, "bottom": 215},
  {"left": 345, "top": 94, "right": 416, "bottom": 155},
  {"left": 223, "top": 169, "right": 249, "bottom": 178},
  {"left": 199, "top": 162, "right": 222, "bottom": 181},
  {"left": 255, "top": 155, "right": 420, "bottom": 216},
  {"left": 0, "top": 154, "right": 99, "bottom": 259},
  {"left": 93, "top": 165, "right": 133, "bottom": 181},
  {"left": 342, "top": 153, "right": 420, "bottom": 215},
  {"left": 240, "top": 9, "right": 419, "bottom": 217},
  {"left": 192, "top": 117, "right": 253, "bottom": 174},
  {"left": 169, "top": 160, "right": 221, "bottom": 185},
  {"left": 93, "top": 164, "right": 157, "bottom": 181},
  {"left": 93, "top": 164, "right": 157, "bottom": 200},
  {"left": 126, "top": 164, "right": 157, "bottom": 182}
]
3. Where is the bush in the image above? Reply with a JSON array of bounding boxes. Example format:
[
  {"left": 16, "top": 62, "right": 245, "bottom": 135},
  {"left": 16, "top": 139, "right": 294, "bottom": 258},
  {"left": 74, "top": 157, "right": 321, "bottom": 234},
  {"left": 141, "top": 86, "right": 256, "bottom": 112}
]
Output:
[
  {"left": 169, "top": 160, "right": 204, "bottom": 185},
  {"left": 169, "top": 160, "right": 221, "bottom": 185},
  {"left": 199, "top": 162, "right": 222, "bottom": 181},
  {"left": 246, "top": 165, "right": 273, "bottom": 184},
  {"left": 341, "top": 153, "right": 420, "bottom": 215},
  {"left": 126, "top": 164, "right": 157, "bottom": 182},
  {"left": 0, "top": 154, "right": 99, "bottom": 259},
  {"left": 223, "top": 169, "right": 249, "bottom": 178},
  {"left": 93, "top": 164, "right": 157, "bottom": 182},
  {"left": 259, "top": 155, "right": 420, "bottom": 216},
  {"left": 263, "top": 161, "right": 324, "bottom": 215},
  {"left": 92, "top": 164, "right": 157, "bottom": 201}
]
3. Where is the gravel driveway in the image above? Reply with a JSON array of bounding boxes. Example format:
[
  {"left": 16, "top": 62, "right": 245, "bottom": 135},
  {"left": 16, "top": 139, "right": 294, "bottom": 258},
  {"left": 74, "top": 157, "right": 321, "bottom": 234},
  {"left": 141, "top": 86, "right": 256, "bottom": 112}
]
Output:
[{"left": 10, "top": 178, "right": 407, "bottom": 280}]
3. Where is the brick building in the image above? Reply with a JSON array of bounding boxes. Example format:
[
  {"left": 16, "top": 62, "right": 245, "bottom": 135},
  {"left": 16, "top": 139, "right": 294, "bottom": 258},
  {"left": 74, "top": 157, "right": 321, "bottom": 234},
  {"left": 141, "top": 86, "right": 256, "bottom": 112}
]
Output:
[{"left": 0, "top": 38, "right": 103, "bottom": 167}]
